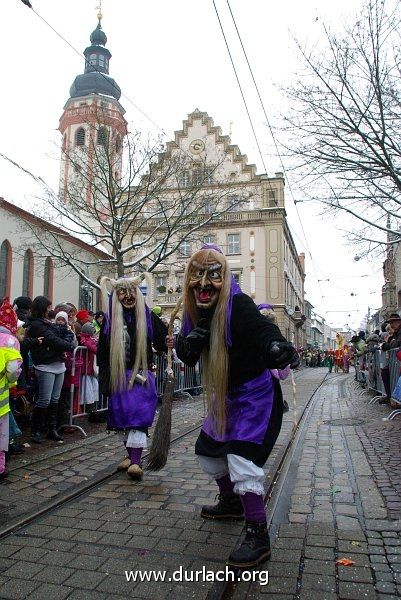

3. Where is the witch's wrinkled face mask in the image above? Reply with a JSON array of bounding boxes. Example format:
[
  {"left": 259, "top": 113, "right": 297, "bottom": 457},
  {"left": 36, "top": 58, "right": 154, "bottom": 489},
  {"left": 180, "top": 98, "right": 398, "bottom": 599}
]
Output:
[
  {"left": 116, "top": 285, "right": 136, "bottom": 310},
  {"left": 188, "top": 260, "right": 224, "bottom": 309}
]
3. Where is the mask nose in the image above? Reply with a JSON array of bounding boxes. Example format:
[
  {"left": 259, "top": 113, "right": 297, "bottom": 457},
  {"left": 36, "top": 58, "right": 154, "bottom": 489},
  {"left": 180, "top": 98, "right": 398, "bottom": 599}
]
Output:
[{"left": 200, "top": 271, "right": 209, "bottom": 288}]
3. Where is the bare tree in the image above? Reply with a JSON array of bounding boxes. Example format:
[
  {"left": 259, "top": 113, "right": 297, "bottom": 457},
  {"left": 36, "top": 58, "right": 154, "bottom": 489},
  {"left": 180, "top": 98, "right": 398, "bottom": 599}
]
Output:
[
  {"left": 13, "top": 110, "right": 247, "bottom": 287},
  {"left": 283, "top": 0, "right": 401, "bottom": 256}
]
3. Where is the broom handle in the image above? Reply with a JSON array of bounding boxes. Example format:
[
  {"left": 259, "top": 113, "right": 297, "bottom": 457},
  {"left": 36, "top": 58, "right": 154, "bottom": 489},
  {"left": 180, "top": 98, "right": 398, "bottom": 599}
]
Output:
[{"left": 166, "top": 298, "right": 182, "bottom": 378}]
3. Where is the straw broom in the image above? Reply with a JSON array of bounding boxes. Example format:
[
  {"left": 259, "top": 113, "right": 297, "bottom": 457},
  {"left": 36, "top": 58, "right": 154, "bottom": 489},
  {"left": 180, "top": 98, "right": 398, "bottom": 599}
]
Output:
[{"left": 146, "top": 298, "right": 182, "bottom": 471}]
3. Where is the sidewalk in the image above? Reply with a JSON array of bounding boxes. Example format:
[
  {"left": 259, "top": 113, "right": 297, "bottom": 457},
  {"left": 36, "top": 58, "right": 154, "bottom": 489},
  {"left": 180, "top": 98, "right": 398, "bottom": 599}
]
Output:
[
  {"left": 0, "top": 369, "right": 326, "bottom": 599},
  {"left": 245, "top": 372, "right": 401, "bottom": 599}
]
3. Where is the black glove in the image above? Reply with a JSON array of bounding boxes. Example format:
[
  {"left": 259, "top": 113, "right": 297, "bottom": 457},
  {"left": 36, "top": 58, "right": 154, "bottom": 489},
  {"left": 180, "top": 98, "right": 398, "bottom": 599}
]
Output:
[
  {"left": 186, "top": 322, "right": 210, "bottom": 353},
  {"left": 269, "top": 341, "right": 298, "bottom": 370}
]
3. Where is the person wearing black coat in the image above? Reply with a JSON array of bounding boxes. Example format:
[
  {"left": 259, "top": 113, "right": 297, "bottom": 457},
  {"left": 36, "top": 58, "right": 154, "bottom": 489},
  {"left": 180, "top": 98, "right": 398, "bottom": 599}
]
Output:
[{"left": 26, "top": 296, "right": 75, "bottom": 443}]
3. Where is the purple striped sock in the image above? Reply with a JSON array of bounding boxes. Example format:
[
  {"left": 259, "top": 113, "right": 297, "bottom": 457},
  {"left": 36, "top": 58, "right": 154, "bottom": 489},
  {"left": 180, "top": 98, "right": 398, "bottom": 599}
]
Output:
[
  {"left": 128, "top": 447, "right": 143, "bottom": 465},
  {"left": 216, "top": 474, "right": 235, "bottom": 495},
  {"left": 240, "top": 492, "right": 266, "bottom": 523}
]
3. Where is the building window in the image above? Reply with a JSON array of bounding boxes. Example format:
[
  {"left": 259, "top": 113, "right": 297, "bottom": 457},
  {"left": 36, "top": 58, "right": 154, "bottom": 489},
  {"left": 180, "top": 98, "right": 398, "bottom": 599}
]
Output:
[
  {"left": 204, "top": 168, "right": 213, "bottom": 184},
  {"left": 22, "top": 249, "right": 34, "bottom": 298},
  {"left": 203, "top": 234, "right": 216, "bottom": 245},
  {"left": 115, "top": 135, "right": 121, "bottom": 153},
  {"left": 227, "top": 233, "right": 240, "bottom": 255},
  {"left": 232, "top": 271, "right": 242, "bottom": 285},
  {"left": 268, "top": 190, "right": 276, "bottom": 206},
  {"left": 76, "top": 127, "right": 85, "bottom": 146},
  {"left": 79, "top": 276, "right": 93, "bottom": 311},
  {"left": 179, "top": 240, "right": 191, "bottom": 257},
  {"left": 98, "top": 54, "right": 106, "bottom": 68},
  {"left": 43, "top": 257, "right": 54, "bottom": 301},
  {"left": 204, "top": 199, "right": 215, "bottom": 214},
  {"left": 97, "top": 127, "right": 108, "bottom": 146},
  {"left": 228, "top": 195, "right": 241, "bottom": 210},
  {"left": 193, "top": 169, "right": 202, "bottom": 187},
  {"left": 155, "top": 274, "right": 167, "bottom": 293},
  {"left": 0, "top": 240, "right": 12, "bottom": 298},
  {"left": 179, "top": 171, "right": 190, "bottom": 187},
  {"left": 175, "top": 273, "right": 184, "bottom": 292}
]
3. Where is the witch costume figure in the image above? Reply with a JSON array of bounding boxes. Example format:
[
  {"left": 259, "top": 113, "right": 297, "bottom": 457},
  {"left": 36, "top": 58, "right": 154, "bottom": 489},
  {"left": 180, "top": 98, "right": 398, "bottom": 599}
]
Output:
[
  {"left": 176, "top": 244, "right": 298, "bottom": 568},
  {"left": 97, "top": 276, "right": 168, "bottom": 480}
]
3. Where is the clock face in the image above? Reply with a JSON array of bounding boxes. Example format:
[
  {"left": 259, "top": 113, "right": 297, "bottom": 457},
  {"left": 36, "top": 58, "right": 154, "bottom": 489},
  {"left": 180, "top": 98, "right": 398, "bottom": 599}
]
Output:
[{"left": 189, "top": 139, "right": 205, "bottom": 155}]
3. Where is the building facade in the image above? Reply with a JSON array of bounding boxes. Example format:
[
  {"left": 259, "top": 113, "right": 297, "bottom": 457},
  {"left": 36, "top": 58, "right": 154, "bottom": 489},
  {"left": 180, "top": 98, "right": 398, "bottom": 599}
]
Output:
[
  {"left": 0, "top": 198, "right": 111, "bottom": 310},
  {"left": 141, "top": 110, "right": 306, "bottom": 346}
]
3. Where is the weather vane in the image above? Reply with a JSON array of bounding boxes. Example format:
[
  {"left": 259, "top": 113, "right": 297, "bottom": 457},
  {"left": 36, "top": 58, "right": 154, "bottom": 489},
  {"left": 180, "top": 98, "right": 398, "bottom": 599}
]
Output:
[{"left": 96, "top": 0, "right": 103, "bottom": 21}]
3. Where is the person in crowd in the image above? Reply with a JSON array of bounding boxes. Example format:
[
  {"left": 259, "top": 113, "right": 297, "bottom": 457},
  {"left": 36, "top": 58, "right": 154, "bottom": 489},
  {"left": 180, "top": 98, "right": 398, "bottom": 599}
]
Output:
[
  {"left": 378, "top": 321, "right": 391, "bottom": 404},
  {"left": 258, "top": 303, "right": 291, "bottom": 413},
  {"left": 97, "top": 275, "right": 170, "bottom": 480},
  {"left": 342, "top": 345, "right": 350, "bottom": 374},
  {"left": 381, "top": 314, "right": 401, "bottom": 351},
  {"left": 53, "top": 311, "right": 78, "bottom": 429},
  {"left": 0, "top": 299, "right": 22, "bottom": 480},
  {"left": 79, "top": 322, "right": 102, "bottom": 419},
  {"left": 12, "top": 297, "right": 32, "bottom": 325},
  {"left": 93, "top": 311, "right": 105, "bottom": 335},
  {"left": 26, "top": 296, "right": 76, "bottom": 443},
  {"left": 324, "top": 350, "right": 334, "bottom": 373},
  {"left": 75, "top": 309, "right": 92, "bottom": 336},
  {"left": 55, "top": 311, "right": 77, "bottom": 345},
  {"left": 176, "top": 244, "right": 298, "bottom": 568}
]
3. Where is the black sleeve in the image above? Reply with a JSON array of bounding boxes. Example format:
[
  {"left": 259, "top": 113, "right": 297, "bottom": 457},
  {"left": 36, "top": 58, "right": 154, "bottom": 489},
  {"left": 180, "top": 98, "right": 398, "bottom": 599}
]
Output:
[
  {"left": 231, "top": 294, "right": 287, "bottom": 366},
  {"left": 175, "top": 334, "right": 202, "bottom": 367},
  {"left": 97, "top": 321, "right": 111, "bottom": 396},
  {"left": 151, "top": 312, "right": 168, "bottom": 353},
  {"left": 97, "top": 321, "right": 110, "bottom": 370},
  {"left": 42, "top": 326, "right": 75, "bottom": 353},
  {"left": 20, "top": 338, "right": 40, "bottom": 353}
]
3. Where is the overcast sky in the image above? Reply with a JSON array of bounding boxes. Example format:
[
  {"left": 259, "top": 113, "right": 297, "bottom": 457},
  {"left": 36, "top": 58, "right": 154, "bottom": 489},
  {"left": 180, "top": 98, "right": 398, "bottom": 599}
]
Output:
[{"left": 0, "top": 0, "right": 383, "bottom": 330}]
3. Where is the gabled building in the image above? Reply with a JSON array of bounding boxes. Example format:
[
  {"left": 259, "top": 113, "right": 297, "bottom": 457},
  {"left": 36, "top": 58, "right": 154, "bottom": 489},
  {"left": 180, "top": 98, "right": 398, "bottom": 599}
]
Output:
[{"left": 142, "top": 110, "right": 306, "bottom": 346}]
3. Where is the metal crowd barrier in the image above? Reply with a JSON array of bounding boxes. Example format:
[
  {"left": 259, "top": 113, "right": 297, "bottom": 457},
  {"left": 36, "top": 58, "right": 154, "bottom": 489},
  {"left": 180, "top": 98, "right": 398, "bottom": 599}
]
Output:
[
  {"left": 354, "top": 348, "right": 401, "bottom": 420},
  {"left": 59, "top": 347, "right": 203, "bottom": 437}
]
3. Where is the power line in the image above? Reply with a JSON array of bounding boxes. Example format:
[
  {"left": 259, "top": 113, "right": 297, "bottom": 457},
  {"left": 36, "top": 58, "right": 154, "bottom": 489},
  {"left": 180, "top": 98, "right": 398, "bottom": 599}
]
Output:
[{"left": 225, "top": 0, "right": 332, "bottom": 314}]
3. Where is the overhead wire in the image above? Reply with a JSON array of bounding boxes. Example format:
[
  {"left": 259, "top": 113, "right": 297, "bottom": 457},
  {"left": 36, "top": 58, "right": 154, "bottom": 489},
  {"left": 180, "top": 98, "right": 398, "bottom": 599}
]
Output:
[{"left": 224, "top": 0, "right": 337, "bottom": 314}]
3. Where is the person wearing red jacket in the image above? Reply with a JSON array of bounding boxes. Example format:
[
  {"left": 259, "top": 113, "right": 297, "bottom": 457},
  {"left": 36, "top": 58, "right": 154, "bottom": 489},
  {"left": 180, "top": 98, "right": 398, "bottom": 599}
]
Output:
[{"left": 79, "top": 323, "right": 99, "bottom": 416}]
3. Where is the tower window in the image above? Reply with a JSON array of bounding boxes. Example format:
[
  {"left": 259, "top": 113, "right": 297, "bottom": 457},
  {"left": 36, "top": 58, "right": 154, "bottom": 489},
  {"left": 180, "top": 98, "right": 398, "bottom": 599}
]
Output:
[
  {"left": 115, "top": 135, "right": 121, "bottom": 153},
  {"left": 76, "top": 128, "right": 85, "bottom": 146},
  {"left": 97, "top": 127, "right": 108, "bottom": 146},
  {"left": 89, "top": 53, "right": 97, "bottom": 66}
]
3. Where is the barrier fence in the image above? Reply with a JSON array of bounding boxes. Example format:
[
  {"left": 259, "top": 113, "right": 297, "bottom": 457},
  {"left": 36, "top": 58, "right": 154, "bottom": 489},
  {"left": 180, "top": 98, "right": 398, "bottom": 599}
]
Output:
[
  {"left": 354, "top": 347, "right": 401, "bottom": 421},
  {"left": 59, "top": 347, "right": 203, "bottom": 437}
]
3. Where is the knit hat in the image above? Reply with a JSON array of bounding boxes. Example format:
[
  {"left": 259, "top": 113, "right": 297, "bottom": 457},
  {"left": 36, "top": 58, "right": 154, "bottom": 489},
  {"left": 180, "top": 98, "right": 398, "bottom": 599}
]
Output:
[
  {"left": 76, "top": 309, "right": 91, "bottom": 323},
  {"left": 81, "top": 322, "right": 95, "bottom": 335},
  {"left": 55, "top": 311, "right": 69, "bottom": 325},
  {"left": 0, "top": 298, "right": 18, "bottom": 335},
  {"left": 13, "top": 296, "right": 32, "bottom": 311}
]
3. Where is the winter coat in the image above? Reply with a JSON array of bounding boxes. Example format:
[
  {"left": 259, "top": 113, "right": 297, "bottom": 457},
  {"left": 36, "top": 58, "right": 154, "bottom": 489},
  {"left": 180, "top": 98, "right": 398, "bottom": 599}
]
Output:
[
  {"left": 382, "top": 328, "right": 401, "bottom": 351},
  {"left": 25, "top": 317, "right": 75, "bottom": 365},
  {"left": 79, "top": 333, "right": 98, "bottom": 376}
]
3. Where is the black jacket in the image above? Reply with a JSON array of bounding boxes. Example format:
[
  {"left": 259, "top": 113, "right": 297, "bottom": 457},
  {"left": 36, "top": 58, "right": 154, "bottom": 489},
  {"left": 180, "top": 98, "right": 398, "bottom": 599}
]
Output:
[
  {"left": 25, "top": 317, "right": 75, "bottom": 365},
  {"left": 97, "top": 311, "right": 168, "bottom": 396},
  {"left": 176, "top": 293, "right": 287, "bottom": 388}
]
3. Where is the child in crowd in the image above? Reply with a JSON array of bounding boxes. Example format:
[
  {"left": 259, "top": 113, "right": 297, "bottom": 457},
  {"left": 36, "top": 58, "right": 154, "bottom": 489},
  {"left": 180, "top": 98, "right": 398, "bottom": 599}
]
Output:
[
  {"left": 55, "top": 311, "right": 76, "bottom": 345},
  {"left": 0, "top": 299, "right": 22, "bottom": 480},
  {"left": 79, "top": 322, "right": 101, "bottom": 420}
]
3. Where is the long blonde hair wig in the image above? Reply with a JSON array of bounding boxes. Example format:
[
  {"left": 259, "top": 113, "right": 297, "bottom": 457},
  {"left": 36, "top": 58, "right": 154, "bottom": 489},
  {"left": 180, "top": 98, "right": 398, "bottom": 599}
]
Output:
[
  {"left": 182, "top": 248, "right": 233, "bottom": 436},
  {"left": 100, "top": 274, "right": 151, "bottom": 393}
]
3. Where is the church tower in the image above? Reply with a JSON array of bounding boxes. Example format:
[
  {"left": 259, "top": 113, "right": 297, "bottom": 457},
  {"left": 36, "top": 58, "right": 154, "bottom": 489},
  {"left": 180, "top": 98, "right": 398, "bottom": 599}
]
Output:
[{"left": 58, "top": 14, "right": 127, "bottom": 208}]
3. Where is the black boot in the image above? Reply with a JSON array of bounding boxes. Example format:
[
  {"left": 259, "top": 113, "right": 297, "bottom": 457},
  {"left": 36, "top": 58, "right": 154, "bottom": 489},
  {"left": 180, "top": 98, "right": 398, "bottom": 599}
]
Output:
[
  {"left": 228, "top": 521, "right": 271, "bottom": 567},
  {"left": 201, "top": 493, "right": 244, "bottom": 520},
  {"left": 47, "top": 405, "right": 64, "bottom": 442},
  {"left": 31, "top": 406, "right": 47, "bottom": 444}
]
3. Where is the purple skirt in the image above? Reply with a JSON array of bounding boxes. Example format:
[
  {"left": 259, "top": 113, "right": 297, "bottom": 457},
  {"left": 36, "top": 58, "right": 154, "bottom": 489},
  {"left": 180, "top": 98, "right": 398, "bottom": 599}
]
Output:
[
  {"left": 107, "top": 371, "right": 158, "bottom": 431},
  {"left": 202, "top": 369, "right": 274, "bottom": 445}
]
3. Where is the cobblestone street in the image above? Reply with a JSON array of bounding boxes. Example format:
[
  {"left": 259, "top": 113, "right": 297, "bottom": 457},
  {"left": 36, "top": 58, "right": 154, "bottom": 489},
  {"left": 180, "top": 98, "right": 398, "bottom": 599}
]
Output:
[{"left": 1, "top": 368, "right": 400, "bottom": 599}]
